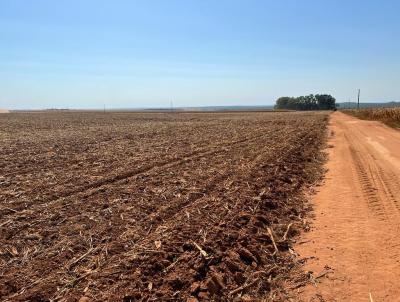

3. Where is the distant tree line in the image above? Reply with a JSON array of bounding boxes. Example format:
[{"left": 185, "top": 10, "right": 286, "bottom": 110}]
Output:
[{"left": 275, "top": 94, "right": 336, "bottom": 110}]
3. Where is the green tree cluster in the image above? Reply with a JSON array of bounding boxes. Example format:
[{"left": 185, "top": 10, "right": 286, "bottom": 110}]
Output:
[{"left": 275, "top": 94, "right": 336, "bottom": 110}]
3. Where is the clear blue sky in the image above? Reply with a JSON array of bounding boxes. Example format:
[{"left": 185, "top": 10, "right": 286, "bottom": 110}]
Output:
[{"left": 1, "top": 0, "right": 399, "bottom": 109}]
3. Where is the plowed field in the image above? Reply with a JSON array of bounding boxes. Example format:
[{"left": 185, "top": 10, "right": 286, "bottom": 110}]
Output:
[{"left": 0, "top": 111, "right": 328, "bottom": 301}]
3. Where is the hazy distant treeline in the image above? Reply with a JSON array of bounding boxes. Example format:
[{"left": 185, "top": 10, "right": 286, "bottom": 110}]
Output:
[{"left": 275, "top": 94, "right": 336, "bottom": 110}]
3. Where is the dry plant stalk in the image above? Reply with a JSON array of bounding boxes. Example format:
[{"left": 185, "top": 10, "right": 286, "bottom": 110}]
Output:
[
  {"left": 191, "top": 241, "right": 209, "bottom": 258},
  {"left": 267, "top": 227, "right": 279, "bottom": 255}
]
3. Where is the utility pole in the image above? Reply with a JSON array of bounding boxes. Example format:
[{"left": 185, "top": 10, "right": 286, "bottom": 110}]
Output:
[
  {"left": 357, "top": 89, "right": 360, "bottom": 109},
  {"left": 170, "top": 100, "right": 173, "bottom": 112}
]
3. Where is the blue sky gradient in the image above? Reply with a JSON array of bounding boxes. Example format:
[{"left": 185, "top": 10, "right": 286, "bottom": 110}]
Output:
[{"left": 1, "top": 0, "right": 399, "bottom": 109}]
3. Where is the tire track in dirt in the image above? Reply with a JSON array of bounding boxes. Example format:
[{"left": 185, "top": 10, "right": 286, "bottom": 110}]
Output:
[
  {"left": 0, "top": 136, "right": 263, "bottom": 252},
  {"left": 375, "top": 166, "right": 400, "bottom": 213},
  {"left": 350, "top": 139, "right": 400, "bottom": 223},
  {"left": 0, "top": 128, "right": 234, "bottom": 179},
  {"left": 0, "top": 135, "right": 252, "bottom": 216},
  {"left": 0, "top": 117, "right": 274, "bottom": 205},
  {"left": 1, "top": 128, "right": 292, "bottom": 251},
  {"left": 2, "top": 130, "right": 284, "bottom": 216},
  {"left": 349, "top": 147, "right": 388, "bottom": 220}
]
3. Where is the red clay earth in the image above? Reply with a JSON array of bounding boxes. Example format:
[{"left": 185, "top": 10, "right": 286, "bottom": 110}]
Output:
[{"left": 0, "top": 111, "right": 328, "bottom": 301}]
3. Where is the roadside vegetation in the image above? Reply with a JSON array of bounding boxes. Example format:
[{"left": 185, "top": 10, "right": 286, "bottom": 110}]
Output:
[
  {"left": 275, "top": 94, "right": 336, "bottom": 110},
  {"left": 344, "top": 107, "right": 400, "bottom": 128}
]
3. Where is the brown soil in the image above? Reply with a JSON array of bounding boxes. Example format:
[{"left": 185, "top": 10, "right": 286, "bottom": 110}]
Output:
[
  {"left": 295, "top": 112, "right": 400, "bottom": 301},
  {"left": 0, "top": 111, "right": 328, "bottom": 301}
]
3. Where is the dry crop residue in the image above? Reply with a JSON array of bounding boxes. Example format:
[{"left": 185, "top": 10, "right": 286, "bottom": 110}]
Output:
[{"left": 0, "top": 111, "right": 328, "bottom": 301}]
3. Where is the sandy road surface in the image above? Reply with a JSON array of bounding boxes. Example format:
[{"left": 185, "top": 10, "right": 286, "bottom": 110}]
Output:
[{"left": 296, "top": 112, "right": 400, "bottom": 301}]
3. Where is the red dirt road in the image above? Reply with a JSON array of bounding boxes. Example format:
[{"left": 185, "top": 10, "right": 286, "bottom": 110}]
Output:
[{"left": 296, "top": 112, "right": 400, "bottom": 301}]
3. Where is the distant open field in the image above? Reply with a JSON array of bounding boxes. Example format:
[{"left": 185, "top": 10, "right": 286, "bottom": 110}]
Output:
[{"left": 0, "top": 111, "right": 328, "bottom": 301}]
